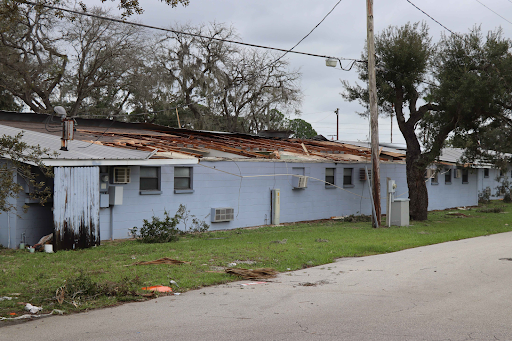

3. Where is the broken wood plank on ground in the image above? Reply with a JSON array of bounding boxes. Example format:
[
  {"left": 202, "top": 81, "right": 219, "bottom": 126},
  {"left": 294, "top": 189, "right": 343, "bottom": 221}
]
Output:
[
  {"left": 132, "top": 257, "right": 190, "bottom": 265},
  {"left": 225, "top": 268, "right": 277, "bottom": 280}
]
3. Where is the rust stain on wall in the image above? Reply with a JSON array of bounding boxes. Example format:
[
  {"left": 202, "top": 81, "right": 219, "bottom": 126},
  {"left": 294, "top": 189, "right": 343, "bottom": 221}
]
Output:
[{"left": 53, "top": 167, "right": 100, "bottom": 251}]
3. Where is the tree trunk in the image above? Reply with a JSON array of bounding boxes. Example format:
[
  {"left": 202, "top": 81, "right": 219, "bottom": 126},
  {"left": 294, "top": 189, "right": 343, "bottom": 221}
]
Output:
[{"left": 406, "top": 147, "right": 428, "bottom": 221}]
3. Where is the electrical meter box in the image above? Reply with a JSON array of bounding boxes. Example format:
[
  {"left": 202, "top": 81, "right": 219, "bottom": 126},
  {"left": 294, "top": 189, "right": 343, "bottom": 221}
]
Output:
[
  {"left": 99, "top": 173, "right": 109, "bottom": 193},
  {"left": 387, "top": 179, "right": 396, "bottom": 193}
]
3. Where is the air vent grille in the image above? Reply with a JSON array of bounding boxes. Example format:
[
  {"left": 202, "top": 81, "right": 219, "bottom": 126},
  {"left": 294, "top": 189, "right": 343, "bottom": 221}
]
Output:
[
  {"left": 359, "top": 168, "right": 372, "bottom": 182},
  {"left": 297, "top": 175, "right": 308, "bottom": 188},
  {"left": 113, "top": 167, "right": 131, "bottom": 184},
  {"left": 211, "top": 207, "right": 234, "bottom": 223}
]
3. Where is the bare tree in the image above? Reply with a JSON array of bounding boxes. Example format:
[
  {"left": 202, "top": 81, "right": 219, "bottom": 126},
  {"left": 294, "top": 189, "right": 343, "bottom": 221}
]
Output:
[
  {"left": 60, "top": 7, "right": 149, "bottom": 117},
  {"left": 0, "top": 4, "right": 67, "bottom": 114},
  {"left": 0, "top": 4, "right": 149, "bottom": 117},
  {"left": 151, "top": 23, "right": 238, "bottom": 129},
  {"left": 151, "top": 23, "right": 302, "bottom": 133},
  {"left": 213, "top": 49, "right": 301, "bottom": 133}
]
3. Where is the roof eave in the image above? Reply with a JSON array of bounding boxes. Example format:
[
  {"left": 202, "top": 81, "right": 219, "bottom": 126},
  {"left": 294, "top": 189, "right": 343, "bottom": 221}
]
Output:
[{"left": 43, "top": 158, "right": 198, "bottom": 167}]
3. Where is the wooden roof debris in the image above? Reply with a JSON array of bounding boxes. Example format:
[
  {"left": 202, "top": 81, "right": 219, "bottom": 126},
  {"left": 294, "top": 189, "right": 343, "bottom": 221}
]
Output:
[
  {"left": 0, "top": 112, "right": 406, "bottom": 163},
  {"left": 76, "top": 127, "right": 406, "bottom": 162}
]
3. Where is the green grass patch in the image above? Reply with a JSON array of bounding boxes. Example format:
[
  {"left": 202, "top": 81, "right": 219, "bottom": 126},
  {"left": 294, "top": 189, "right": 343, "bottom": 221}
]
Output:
[{"left": 1, "top": 201, "right": 512, "bottom": 319}]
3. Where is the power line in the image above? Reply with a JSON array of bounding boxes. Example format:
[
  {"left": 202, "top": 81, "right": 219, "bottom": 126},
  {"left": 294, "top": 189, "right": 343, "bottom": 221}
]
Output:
[
  {"left": 307, "top": 111, "right": 336, "bottom": 123},
  {"left": 273, "top": 0, "right": 345, "bottom": 64},
  {"left": 24, "top": 0, "right": 364, "bottom": 123},
  {"left": 300, "top": 110, "right": 332, "bottom": 116},
  {"left": 475, "top": 0, "right": 512, "bottom": 25},
  {"left": 406, "top": 0, "right": 456, "bottom": 35},
  {"left": 24, "top": 1, "right": 360, "bottom": 63}
]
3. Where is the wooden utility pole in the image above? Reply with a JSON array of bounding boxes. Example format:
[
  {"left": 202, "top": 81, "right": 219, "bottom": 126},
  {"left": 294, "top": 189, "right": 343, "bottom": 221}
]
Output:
[
  {"left": 335, "top": 108, "right": 339, "bottom": 140},
  {"left": 367, "top": 0, "right": 381, "bottom": 227},
  {"left": 175, "top": 108, "right": 181, "bottom": 128},
  {"left": 390, "top": 114, "right": 393, "bottom": 143}
]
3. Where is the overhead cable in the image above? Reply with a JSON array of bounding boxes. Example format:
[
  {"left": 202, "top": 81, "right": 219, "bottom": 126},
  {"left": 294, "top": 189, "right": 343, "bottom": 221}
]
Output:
[
  {"left": 406, "top": 0, "right": 456, "bottom": 35},
  {"left": 272, "top": 0, "right": 345, "bottom": 64},
  {"left": 24, "top": 1, "right": 360, "bottom": 63},
  {"left": 475, "top": 0, "right": 512, "bottom": 26},
  {"left": 23, "top": 0, "right": 362, "bottom": 122},
  {"left": 197, "top": 163, "right": 369, "bottom": 199}
]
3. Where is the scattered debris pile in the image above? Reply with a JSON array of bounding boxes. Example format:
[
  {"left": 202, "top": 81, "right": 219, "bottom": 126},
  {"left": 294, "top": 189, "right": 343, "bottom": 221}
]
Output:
[{"left": 33, "top": 233, "right": 53, "bottom": 252}]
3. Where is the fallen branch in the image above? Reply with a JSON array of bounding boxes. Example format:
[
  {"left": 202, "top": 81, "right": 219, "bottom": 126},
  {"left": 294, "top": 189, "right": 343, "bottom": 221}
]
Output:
[
  {"left": 0, "top": 309, "right": 64, "bottom": 321},
  {"left": 130, "top": 257, "right": 189, "bottom": 266},
  {"left": 225, "top": 268, "right": 277, "bottom": 280}
]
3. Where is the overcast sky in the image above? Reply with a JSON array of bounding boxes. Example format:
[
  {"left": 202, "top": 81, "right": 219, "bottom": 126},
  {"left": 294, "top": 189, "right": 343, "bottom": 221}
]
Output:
[{"left": 86, "top": 0, "right": 512, "bottom": 145}]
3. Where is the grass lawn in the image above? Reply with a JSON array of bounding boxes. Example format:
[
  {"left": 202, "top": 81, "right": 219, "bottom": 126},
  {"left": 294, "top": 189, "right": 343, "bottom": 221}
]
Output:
[{"left": 1, "top": 201, "right": 512, "bottom": 320}]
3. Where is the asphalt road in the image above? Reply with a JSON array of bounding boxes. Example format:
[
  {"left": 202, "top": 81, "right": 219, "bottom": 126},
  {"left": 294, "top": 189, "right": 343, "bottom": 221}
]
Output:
[{"left": 3, "top": 232, "right": 512, "bottom": 341}]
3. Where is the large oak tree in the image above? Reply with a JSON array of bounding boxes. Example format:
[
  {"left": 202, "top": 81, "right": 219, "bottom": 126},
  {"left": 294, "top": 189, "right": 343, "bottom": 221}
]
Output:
[{"left": 343, "top": 23, "right": 512, "bottom": 220}]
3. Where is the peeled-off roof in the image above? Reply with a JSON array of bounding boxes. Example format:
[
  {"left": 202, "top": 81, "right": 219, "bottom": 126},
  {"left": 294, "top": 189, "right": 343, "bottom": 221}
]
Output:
[
  {"left": 0, "top": 124, "right": 153, "bottom": 165},
  {"left": 0, "top": 112, "right": 406, "bottom": 164},
  {"left": 75, "top": 127, "right": 406, "bottom": 163}
]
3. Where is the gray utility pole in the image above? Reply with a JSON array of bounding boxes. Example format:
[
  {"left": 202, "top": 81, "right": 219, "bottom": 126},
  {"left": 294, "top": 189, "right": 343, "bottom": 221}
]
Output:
[
  {"left": 367, "top": 0, "right": 381, "bottom": 227},
  {"left": 335, "top": 108, "right": 339, "bottom": 140}
]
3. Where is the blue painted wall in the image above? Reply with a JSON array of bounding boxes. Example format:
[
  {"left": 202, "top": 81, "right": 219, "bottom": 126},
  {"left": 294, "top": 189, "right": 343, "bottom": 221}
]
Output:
[
  {"left": 475, "top": 168, "right": 511, "bottom": 199},
  {"left": 426, "top": 167, "right": 478, "bottom": 210},
  {"left": 0, "top": 165, "right": 53, "bottom": 248},
  {"left": 0, "top": 159, "right": 484, "bottom": 248},
  {"left": 98, "top": 160, "right": 478, "bottom": 241}
]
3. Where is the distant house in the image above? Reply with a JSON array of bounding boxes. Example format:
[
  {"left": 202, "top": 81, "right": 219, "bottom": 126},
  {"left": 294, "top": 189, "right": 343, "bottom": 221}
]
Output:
[
  {"left": 0, "top": 111, "right": 500, "bottom": 249},
  {"left": 338, "top": 142, "right": 487, "bottom": 211},
  {"left": 436, "top": 148, "right": 511, "bottom": 202}
]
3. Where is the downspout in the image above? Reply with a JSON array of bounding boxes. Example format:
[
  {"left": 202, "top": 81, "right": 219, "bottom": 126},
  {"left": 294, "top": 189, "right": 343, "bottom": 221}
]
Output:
[
  {"left": 110, "top": 206, "right": 114, "bottom": 241},
  {"left": 7, "top": 211, "right": 10, "bottom": 249},
  {"left": 8, "top": 166, "right": 15, "bottom": 248}
]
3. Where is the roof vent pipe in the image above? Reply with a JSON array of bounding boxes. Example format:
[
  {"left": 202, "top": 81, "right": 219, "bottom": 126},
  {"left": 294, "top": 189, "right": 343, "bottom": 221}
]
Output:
[{"left": 55, "top": 106, "right": 74, "bottom": 151}]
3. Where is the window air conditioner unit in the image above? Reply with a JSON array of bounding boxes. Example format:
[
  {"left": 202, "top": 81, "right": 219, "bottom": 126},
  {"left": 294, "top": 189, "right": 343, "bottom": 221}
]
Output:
[
  {"left": 359, "top": 168, "right": 371, "bottom": 182},
  {"left": 297, "top": 175, "right": 308, "bottom": 188},
  {"left": 454, "top": 169, "right": 462, "bottom": 179},
  {"left": 113, "top": 167, "right": 131, "bottom": 184},
  {"left": 211, "top": 207, "right": 234, "bottom": 223}
]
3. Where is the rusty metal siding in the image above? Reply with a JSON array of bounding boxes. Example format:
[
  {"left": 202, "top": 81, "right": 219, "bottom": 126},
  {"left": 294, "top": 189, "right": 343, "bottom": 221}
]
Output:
[{"left": 53, "top": 167, "right": 100, "bottom": 250}]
